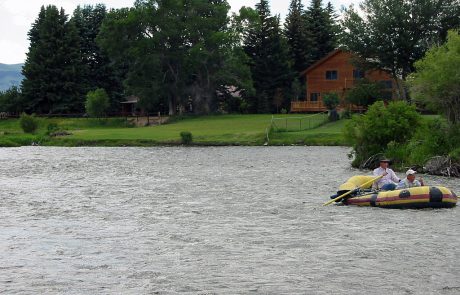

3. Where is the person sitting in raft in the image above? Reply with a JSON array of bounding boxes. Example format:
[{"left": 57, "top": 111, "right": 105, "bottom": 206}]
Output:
[
  {"left": 396, "top": 169, "right": 424, "bottom": 189},
  {"left": 373, "top": 158, "right": 401, "bottom": 190}
]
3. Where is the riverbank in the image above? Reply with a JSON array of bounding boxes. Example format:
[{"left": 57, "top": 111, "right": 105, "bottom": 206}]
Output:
[{"left": 0, "top": 114, "right": 348, "bottom": 147}]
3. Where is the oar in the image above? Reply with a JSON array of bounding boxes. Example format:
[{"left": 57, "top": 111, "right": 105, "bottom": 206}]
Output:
[{"left": 323, "top": 175, "right": 383, "bottom": 206}]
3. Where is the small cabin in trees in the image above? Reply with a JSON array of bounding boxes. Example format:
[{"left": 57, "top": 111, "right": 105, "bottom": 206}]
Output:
[{"left": 291, "top": 49, "right": 397, "bottom": 112}]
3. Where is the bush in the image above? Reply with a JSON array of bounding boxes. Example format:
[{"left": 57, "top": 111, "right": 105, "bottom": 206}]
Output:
[
  {"left": 85, "top": 88, "right": 110, "bottom": 118},
  {"left": 344, "top": 101, "right": 421, "bottom": 167},
  {"left": 280, "top": 108, "right": 287, "bottom": 114},
  {"left": 19, "top": 113, "right": 39, "bottom": 134},
  {"left": 340, "top": 109, "right": 352, "bottom": 119},
  {"left": 406, "top": 120, "right": 460, "bottom": 164},
  {"left": 46, "top": 123, "right": 59, "bottom": 135},
  {"left": 344, "top": 79, "right": 382, "bottom": 107},
  {"left": 323, "top": 92, "right": 340, "bottom": 110},
  {"left": 180, "top": 131, "right": 193, "bottom": 145}
]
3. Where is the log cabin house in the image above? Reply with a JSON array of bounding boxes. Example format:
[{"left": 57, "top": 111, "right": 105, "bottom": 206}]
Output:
[{"left": 291, "top": 49, "right": 397, "bottom": 112}]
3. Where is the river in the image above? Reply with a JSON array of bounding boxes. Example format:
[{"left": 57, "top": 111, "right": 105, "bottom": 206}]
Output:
[{"left": 0, "top": 146, "right": 458, "bottom": 294}]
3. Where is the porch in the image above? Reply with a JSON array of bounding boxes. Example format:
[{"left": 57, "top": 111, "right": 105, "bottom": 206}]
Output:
[{"left": 290, "top": 101, "right": 366, "bottom": 113}]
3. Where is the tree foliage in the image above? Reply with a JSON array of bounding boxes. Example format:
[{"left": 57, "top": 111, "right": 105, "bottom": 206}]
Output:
[
  {"left": 85, "top": 88, "right": 110, "bottom": 118},
  {"left": 344, "top": 78, "right": 382, "bottom": 107},
  {"left": 72, "top": 4, "right": 125, "bottom": 112},
  {"left": 305, "top": 0, "right": 338, "bottom": 63},
  {"left": 0, "top": 86, "right": 23, "bottom": 114},
  {"left": 243, "top": 0, "right": 293, "bottom": 113},
  {"left": 285, "top": 0, "right": 314, "bottom": 74},
  {"left": 410, "top": 30, "right": 460, "bottom": 124},
  {"left": 21, "top": 5, "right": 85, "bottom": 114},
  {"left": 344, "top": 101, "right": 422, "bottom": 166},
  {"left": 98, "top": 0, "right": 253, "bottom": 115},
  {"left": 341, "top": 0, "right": 460, "bottom": 100},
  {"left": 19, "top": 113, "right": 39, "bottom": 134},
  {"left": 323, "top": 92, "right": 339, "bottom": 110}
]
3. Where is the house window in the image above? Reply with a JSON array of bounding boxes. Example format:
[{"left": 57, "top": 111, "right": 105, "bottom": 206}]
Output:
[
  {"left": 380, "top": 80, "right": 393, "bottom": 89},
  {"left": 353, "top": 69, "right": 365, "bottom": 79},
  {"left": 310, "top": 93, "right": 320, "bottom": 102},
  {"left": 326, "top": 70, "right": 338, "bottom": 80}
]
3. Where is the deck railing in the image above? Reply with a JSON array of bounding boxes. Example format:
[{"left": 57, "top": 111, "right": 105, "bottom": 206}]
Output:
[{"left": 291, "top": 100, "right": 366, "bottom": 112}]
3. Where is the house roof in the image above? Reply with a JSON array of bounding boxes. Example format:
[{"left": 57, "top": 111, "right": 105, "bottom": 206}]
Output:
[
  {"left": 299, "top": 49, "right": 343, "bottom": 76},
  {"left": 120, "top": 95, "right": 139, "bottom": 104}
]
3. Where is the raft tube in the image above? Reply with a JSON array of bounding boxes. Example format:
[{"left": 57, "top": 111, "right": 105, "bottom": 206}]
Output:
[{"left": 344, "top": 185, "right": 457, "bottom": 209}]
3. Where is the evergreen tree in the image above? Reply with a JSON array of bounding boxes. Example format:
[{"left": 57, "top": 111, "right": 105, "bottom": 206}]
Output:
[
  {"left": 21, "top": 5, "right": 85, "bottom": 114},
  {"left": 285, "top": 0, "right": 313, "bottom": 74},
  {"left": 304, "top": 0, "right": 338, "bottom": 62},
  {"left": 72, "top": 4, "right": 125, "bottom": 113},
  {"left": 244, "top": 0, "right": 293, "bottom": 113}
]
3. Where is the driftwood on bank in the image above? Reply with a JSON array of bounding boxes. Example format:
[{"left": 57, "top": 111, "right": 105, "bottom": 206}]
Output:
[
  {"left": 359, "top": 153, "right": 384, "bottom": 170},
  {"left": 360, "top": 154, "right": 460, "bottom": 177},
  {"left": 424, "top": 156, "right": 460, "bottom": 177}
]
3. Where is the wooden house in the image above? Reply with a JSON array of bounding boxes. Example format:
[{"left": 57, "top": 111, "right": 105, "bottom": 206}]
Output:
[{"left": 291, "top": 49, "right": 397, "bottom": 112}]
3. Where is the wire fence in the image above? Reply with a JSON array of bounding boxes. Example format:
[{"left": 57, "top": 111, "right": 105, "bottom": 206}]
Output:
[{"left": 270, "top": 112, "right": 328, "bottom": 132}]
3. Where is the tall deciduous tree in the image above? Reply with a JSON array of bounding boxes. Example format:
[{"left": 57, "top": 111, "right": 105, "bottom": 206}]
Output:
[
  {"left": 410, "top": 30, "right": 460, "bottom": 124},
  {"left": 341, "top": 0, "right": 460, "bottom": 100},
  {"left": 244, "top": 0, "right": 293, "bottom": 113},
  {"left": 98, "top": 0, "right": 252, "bottom": 115},
  {"left": 21, "top": 5, "right": 85, "bottom": 114}
]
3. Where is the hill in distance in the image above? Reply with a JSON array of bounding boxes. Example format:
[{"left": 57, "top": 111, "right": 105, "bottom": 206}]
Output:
[{"left": 0, "top": 63, "right": 24, "bottom": 91}]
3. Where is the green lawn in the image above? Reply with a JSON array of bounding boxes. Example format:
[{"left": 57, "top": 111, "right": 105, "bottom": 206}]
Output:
[
  {"left": 0, "top": 113, "right": 438, "bottom": 147},
  {"left": 270, "top": 119, "right": 348, "bottom": 145},
  {"left": 0, "top": 114, "right": 336, "bottom": 146}
]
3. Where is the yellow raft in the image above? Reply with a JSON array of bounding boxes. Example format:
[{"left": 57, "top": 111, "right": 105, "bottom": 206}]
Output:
[{"left": 336, "top": 175, "right": 457, "bottom": 209}]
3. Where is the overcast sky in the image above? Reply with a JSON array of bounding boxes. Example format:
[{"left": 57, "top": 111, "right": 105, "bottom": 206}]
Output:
[{"left": 0, "top": 0, "right": 353, "bottom": 64}]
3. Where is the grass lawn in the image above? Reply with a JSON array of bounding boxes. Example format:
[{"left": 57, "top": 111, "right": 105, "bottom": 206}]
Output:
[
  {"left": 0, "top": 114, "right": 336, "bottom": 146},
  {"left": 270, "top": 119, "right": 348, "bottom": 146},
  {"left": 0, "top": 113, "right": 439, "bottom": 147}
]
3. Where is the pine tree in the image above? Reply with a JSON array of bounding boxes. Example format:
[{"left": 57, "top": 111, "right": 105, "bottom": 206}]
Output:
[
  {"left": 244, "top": 0, "right": 294, "bottom": 113},
  {"left": 21, "top": 5, "right": 85, "bottom": 114},
  {"left": 72, "top": 4, "right": 124, "bottom": 112},
  {"left": 304, "top": 0, "right": 338, "bottom": 62},
  {"left": 285, "top": 0, "right": 313, "bottom": 74}
]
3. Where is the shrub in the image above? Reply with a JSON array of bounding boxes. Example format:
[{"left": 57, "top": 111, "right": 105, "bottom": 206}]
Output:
[
  {"left": 46, "top": 123, "right": 59, "bottom": 135},
  {"left": 19, "top": 113, "right": 39, "bottom": 134},
  {"left": 280, "top": 108, "right": 287, "bottom": 114},
  {"left": 340, "top": 108, "right": 352, "bottom": 119},
  {"left": 404, "top": 120, "right": 460, "bottom": 165},
  {"left": 85, "top": 88, "right": 110, "bottom": 118},
  {"left": 323, "top": 92, "right": 340, "bottom": 110},
  {"left": 344, "top": 101, "right": 421, "bottom": 167},
  {"left": 449, "top": 147, "right": 460, "bottom": 162},
  {"left": 344, "top": 79, "right": 382, "bottom": 107},
  {"left": 180, "top": 131, "right": 193, "bottom": 145}
]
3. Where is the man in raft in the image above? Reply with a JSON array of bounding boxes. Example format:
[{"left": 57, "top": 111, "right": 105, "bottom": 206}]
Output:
[
  {"left": 373, "top": 158, "right": 401, "bottom": 190},
  {"left": 396, "top": 169, "right": 424, "bottom": 189}
]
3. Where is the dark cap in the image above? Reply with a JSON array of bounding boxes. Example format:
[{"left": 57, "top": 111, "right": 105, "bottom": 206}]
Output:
[{"left": 380, "top": 158, "right": 391, "bottom": 163}]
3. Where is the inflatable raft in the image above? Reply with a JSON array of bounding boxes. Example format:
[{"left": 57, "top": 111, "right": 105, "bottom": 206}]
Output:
[{"left": 336, "top": 175, "right": 457, "bottom": 209}]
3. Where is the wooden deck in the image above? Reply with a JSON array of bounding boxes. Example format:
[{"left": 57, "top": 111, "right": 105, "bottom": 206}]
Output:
[{"left": 291, "top": 101, "right": 366, "bottom": 113}]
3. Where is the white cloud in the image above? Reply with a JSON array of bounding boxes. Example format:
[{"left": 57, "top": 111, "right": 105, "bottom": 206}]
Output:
[{"left": 0, "top": 0, "right": 352, "bottom": 64}]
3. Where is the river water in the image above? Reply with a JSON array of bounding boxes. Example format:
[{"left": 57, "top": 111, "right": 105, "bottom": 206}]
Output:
[{"left": 0, "top": 146, "right": 458, "bottom": 294}]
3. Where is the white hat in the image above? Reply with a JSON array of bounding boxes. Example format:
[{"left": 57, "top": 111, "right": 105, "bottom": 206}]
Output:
[{"left": 406, "top": 169, "right": 416, "bottom": 175}]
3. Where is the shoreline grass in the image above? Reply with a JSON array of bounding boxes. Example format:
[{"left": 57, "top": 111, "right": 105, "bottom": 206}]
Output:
[{"left": 0, "top": 114, "right": 346, "bottom": 147}]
